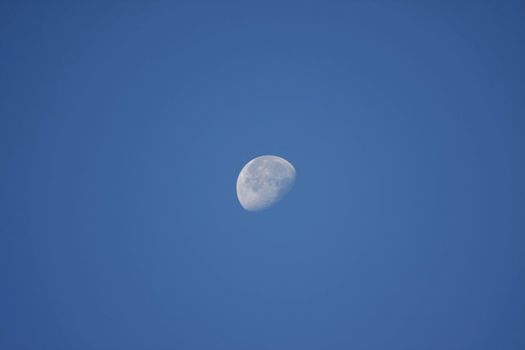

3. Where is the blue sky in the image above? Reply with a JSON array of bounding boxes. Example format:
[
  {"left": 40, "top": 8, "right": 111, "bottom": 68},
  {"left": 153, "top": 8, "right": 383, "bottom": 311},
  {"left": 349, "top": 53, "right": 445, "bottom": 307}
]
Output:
[{"left": 1, "top": 1, "right": 524, "bottom": 349}]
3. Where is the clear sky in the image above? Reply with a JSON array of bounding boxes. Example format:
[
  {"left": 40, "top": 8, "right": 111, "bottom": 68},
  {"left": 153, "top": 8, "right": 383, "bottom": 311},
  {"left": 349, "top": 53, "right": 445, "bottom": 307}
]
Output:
[{"left": 1, "top": 1, "right": 524, "bottom": 349}]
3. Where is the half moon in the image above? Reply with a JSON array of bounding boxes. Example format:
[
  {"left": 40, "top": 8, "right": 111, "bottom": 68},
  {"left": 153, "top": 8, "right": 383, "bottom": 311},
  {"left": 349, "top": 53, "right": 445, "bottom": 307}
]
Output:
[{"left": 236, "top": 155, "right": 296, "bottom": 211}]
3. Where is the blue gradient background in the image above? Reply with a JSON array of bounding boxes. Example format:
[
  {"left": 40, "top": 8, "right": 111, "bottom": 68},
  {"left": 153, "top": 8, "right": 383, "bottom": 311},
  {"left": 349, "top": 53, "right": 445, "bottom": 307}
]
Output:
[{"left": 1, "top": 1, "right": 524, "bottom": 349}]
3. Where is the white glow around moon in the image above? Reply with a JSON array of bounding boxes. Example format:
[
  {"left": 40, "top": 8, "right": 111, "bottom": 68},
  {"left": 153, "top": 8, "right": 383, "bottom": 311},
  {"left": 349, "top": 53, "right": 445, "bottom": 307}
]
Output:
[{"left": 236, "top": 155, "right": 296, "bottom": 211}]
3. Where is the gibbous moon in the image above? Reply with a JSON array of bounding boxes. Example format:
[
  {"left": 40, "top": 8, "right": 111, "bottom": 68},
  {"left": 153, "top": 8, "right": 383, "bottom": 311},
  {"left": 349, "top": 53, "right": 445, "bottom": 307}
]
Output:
[{"left": 236, "top": 155, "right": 296, "bottom": 211}]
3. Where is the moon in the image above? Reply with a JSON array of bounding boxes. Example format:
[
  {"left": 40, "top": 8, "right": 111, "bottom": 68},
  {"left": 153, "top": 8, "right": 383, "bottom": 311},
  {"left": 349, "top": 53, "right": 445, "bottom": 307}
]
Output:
[{"left": 236, "top": 155, "right": 296, "bottom": 211}]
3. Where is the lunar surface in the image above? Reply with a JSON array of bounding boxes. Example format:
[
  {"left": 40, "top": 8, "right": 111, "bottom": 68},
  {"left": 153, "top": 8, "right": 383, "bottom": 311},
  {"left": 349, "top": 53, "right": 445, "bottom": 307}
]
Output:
[{"left": 236, "top": 155, "right": 296, "bottom": 211}]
